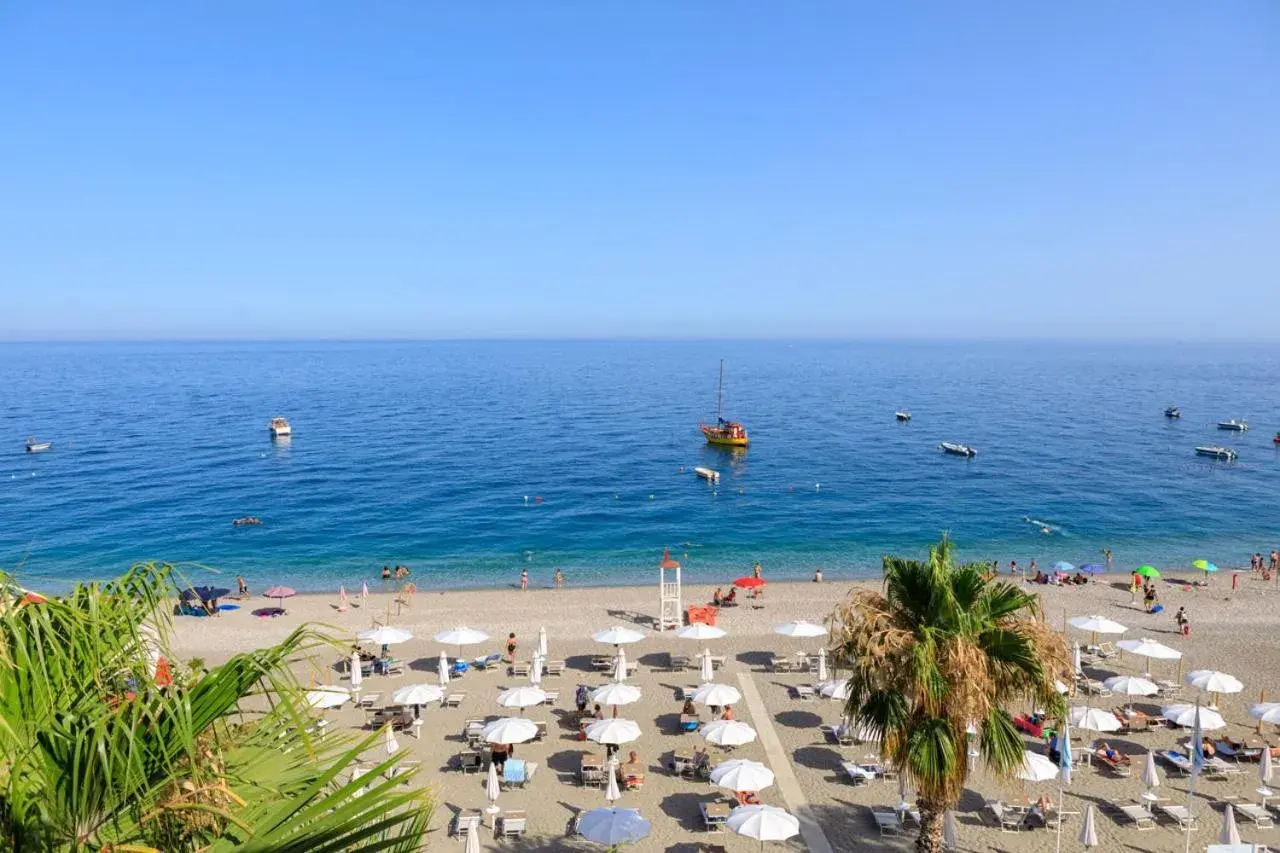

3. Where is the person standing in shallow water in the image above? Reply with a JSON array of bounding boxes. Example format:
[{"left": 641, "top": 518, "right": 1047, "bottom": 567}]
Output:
[
  {"left": 520, "top": 568, "right": 528, "bottom": 591},
  {"left": 554, "top": 567, "right": 564, "bottom": 589}
]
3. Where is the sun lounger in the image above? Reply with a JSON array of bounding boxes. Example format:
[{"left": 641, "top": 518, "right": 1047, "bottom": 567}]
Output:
[
  {"left": 1159, "top": 750, "right": 1193, "bottom": 776},
  {"left": 544, "top": 659, "right": 565, "bottom": 676},
  {"left": 1094, "top": 749, "right": 1132, "bottom": 776},
  {"left": 1158, "top": 804, "right": 1197, "bottom": 829},
  {"left": 510, "top": 661, "right": 531, "bottom": 677},
  {"left": 472, "top": 653, "right": 502, "bottom": 671},
  {"left": 822, "top": 724, "right": 855, "bottom": 747},
  {"left": 1115, "top": 711, "right": 1150, "bottom": 734},
  {"left": 355, "top": 692, "right": 380, "bottom": 709},
  {"left": 1094, "top": 641, "right": 1118, "bottom": 659},
  {"left": 1233, "top": 802, "right": 1275, "bottom": 828},
  {"left": 793, "top": 684, "right": 816, "bottom": 700},
  {"left": 841, "top": 761, "right": 878, "bottom": 785},
  {"left": 580, "top": 753, "right": 606, "bottom": 786},
  {"left": 985, "top": 800, "right": 1027, "bottom": 832},
  {"left": 388, "top": 760, "right": 421, "bottom": 784},
  {"left": 443, "top": 691, "right": 466, "bottom": 708},
  {"left": 1014, "top": 714, "right": 1046, "bottom": 738},
  {"left": 457, "top": 750, "right": 483, "bottom": 773},
  {"left": 1155, "top": 679, "right": 1182, "bottom": 697},
  {"left": 768, "top": 656, "right": 798, "bottom": 673},
  {"left": 700, "top": 800, "right": 730, "bottom": 832},
  {"left": 451, "top": 810, "right": 482, "bottom": 837},
  {"left": 667, "top": 653, "right": 692, "bottom": 671},
  {"left": 496, "top": 810, "right": 527, "bottom": 839},
  {"left": 533, "top": 720, "right": 548, "bottom": 741},
  {"left": 871, "top": 807, "right": 904, "bottom": 835},
  {"left": 501, "top": 759, "right": 537, "bottom": 788},
  {"left": 1076, "top": 677, "right": 1113, "bottom": 697},
  {"left": 1113, "top": 802, "right": 1156, "bottom": 830},
  {"left": 590, "top": 655, "right": 614, "bottom": 671}
]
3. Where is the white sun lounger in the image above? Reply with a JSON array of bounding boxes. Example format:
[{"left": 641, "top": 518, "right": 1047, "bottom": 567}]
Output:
[{"left": 1114, "top": 803, "right": 1156, "bottom": 830}]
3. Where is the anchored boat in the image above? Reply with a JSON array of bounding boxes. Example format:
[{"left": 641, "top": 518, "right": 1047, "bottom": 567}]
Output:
[
  {"left": 1195, "top": 446, "right": 1237, "bottom": 460},
  {"left": 694, "top": 467, "right": 721, "bottom": 483},
  {"left": 269, "top": 417, "right": 292, "bottom": 438},
  {"left": 1217, "top": 419, "right": 1248, "bottom": 432},
  {"left": 699, "top": 360, "right": 749, "bottom": 448},
  {"left": 895, "top": 411, "right": 911, "bottom": 422},
  {"left": 939, "top": 442, "right": 976, "bottom": 458},
  {"left": 25, "top": 436, "right": 50, "bottom": 453},
  {"left": 1163, "top": 406, "right": 1180, "bottom": 419}
]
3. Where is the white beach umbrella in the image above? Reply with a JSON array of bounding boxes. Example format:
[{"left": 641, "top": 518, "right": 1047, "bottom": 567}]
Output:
[
  {"left": 1068, "top": 615, "right": 1127, "bottom": 635},
  {"left": 1103, "top": 675, "right": 1158, "bottom": 697},
  {"left": 1013, "top": 751, "right": 1058, "bottom": 782},
  {"left": 677, "top": 622, "right": 727, "bottom": 641},
  {"left": 692, "top": 682, "right": 742, "bottom": 707},
  {"left": 727, "top": 804, "right": 800, "bottom": 844},
  {"left": 496, "top": 686, "right": 548, "bottom": 710},
  {"left": 1072, "top": 642, "right": 1082, "bottom": 675},
  {"left": 702, "top": 719, "right": 758, "bottom": 748},
  {"left": 350, "top": 651, "right": 363, "bottom": 690},
  {"left": 351, "top": 765, "right": 368, "bottom": 797},
  {"left": 391, "top": 683, "right": 444, "bottom": 716},
  {"left": 483, "top": 716, "right": 538, "bottom": 745},
  {"left": 593, "top": 625, "right": 645, "bottom": 646},
  {"left": 614, "top": 647, "right": 629, "bottom": 683},
  {"left": 1185, "top": 669, "right": 1244, "bottom": 695},
  {"left": 305, "top": 686, "right": 350, "bottom": 709},
  {"left": 485, "top": 761, "right": 501, "bottom": 817},
  {"left": 464, "top": 822, "right": 480, "bottom": 853},
  {"left": 943, "top": 809, "right": 958, "bottom": 850},
  {"left": 538, "top": 625, "right": 548, "bottom": 659},
  {"left": 1078, "top": 804, "right": 1098, "bottom": 848},
  {"left": 605, "top": 759, "right": 622, "bottom": 803},
  {"left": 1116, "top": 637, "right": 1181, "bottom": 675},
  {"left": 1054, "top": 680, "right": 1070, "bottom": 695},
  {"left": 1162, "top": 704, "right": 1227, "bottom": 730},
  {"left": 1261, "top": 744, "right": 1274, "bottom": 787},
  {"left": 817, "top": 678, "right": 851, "bottom": 701},
  {"left": 585, "top": 717, "right": 642, "bottom": 746},
  {"left": 1252, "top": 703, "right": 1280, "bottom": 725},
  {"left": 592, "top": 682, "right": 642, "bottom": 708},
  {"left": 700, "top": 648, "right": 714, "bottom": 682},
  {"left": 1219, "top": 804, "right": 1241, "bottom": 845},
  {"left": 384, "top": 724, "right": 399, "bottom": 755},
  {"left": 577, "top": 808, "right": 651, "bottom": 847},
  {"left": 434, "top": 626, "right": 490, "bottom": 646},
  {"left": 816, "top": 647, "right": 829, "bottom": 682},
  {"left": 711, "top": 759, "right": 775, "bottom": 793},
  {"left": 772, "top": 620, "right": 828, "bottom": 639},
  {"left": 1141, "top": 751, "right": 1161, "bottom": 790},
  {"left": 437, "top": 650, "right": 450, "bottom": 688},
  {"left": 1068, "top": 706, "right": 1122, "bottom": 733},
  {"left": 357, "top": 626, "right": 414, "bottom": 646}
]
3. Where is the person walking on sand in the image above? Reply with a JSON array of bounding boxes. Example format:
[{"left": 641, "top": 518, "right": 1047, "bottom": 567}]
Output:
[
  {"left": 520, "top": 568, "right": 528, "bottom": 591},
  {"left": 506, "top": 632, "right": 517, "bottom": 662}
]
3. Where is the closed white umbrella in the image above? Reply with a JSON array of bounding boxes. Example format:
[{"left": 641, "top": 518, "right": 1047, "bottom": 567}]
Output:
[
  {"left": 1141, "top": 750, "right": 1161, "bottom": 789},
  {"left": 605, "top": 758, "right": 622, "bottom": 803},
  {"left": 483, "top": 716, "right": 538, "bottom": 745},
  {"left": 772, "top": 620, "right": 828, "bottom": 639},
  {"left": 384, "top": 724, "right": 399, "bottom": 755},
  {"left": 726, "top": 804, "right": 800, "bottom": 844},
  {"left": 1014, "top": 751, "right": 1058, "bottom": 782},
  {"left": 1219, "top": 803, "right": 1241, "bottom": 845},
  {"left": 485, "top": 761, "right": 501, "bottom": 820},
  {"left": 816, "top": 647, "right": 828, "bottom": 682},
  {"left": 592, "top": 682, "right": 642, "bottom": 708},
  {"left": 437, "top": 650, "right": 450, "bottom": 688},
  {"left": 1072, "top": 641, "right": 1082, "bottom": 675},
  {"left": 350, "top": 651, "right": 363, "bottom": 690},
  {"left": 1068, "top": 706, "right": 1122, "bottom": 733},
  {"left": 692, "top": 682, "right": 742, "bottom": 707},
  {"left": 593, "top": 625, "right": 645, "bottom": 646},
  {"left": 464, "top": 821, "right": 480, "bottom": 853},
  {"left": 530, "top": 651, "right": 543, "bottom": 686},
  {"left": 702, "top": 719, "right": 758, "bottom": 748},
  {"left": 711, "top": 759, "right": 775, "bottom": 793},
  {"left": 585, "top": 717, "right": 642, "bottom": 747},
  {"left": 576, "top": 808, "right": 651, "bottom": 847},
  {"left": 700, "top": 648, "right": 714, "bottom": 682},
  {"left": 391, "top": 683, "right": 444, "bottom": 717},
  {"left": 357, "top": 626, "right": 414, "bottom": 646},
  {"left": 1078, "top": 804, "right": 1098, "bottom": 848},
  {"left": 538, "top": 625, "right": 548, "bottom": 659},
  {"left": 306, "top": 686, "right": 350, "bottom": 709},
  {"left": 614, "top": 647, "right": 629, "bottom": 683},
  {"left": 942, "top": 809, "right": 958, "bottom": 850},
  {"left": 1261, "top": 744, "right": 1274, "bottom": 786},
  {"left": 677, "top": 622, "right": 727, "bottom": 641},
  {"left": 817, "top": 678, "right": 851, "bottom": 700},
  {"left": 1103, "top": 675, "right": 1158, "bottom": 697},
  {"left": 1251, "top": 703, "right": 1280, "bottom": 725},
  {"left": 1162, "top": 704, "right": 1227, "bottom": 730},
  {"left": 496, "top": 686, "right": 548, "bottom": 711}
]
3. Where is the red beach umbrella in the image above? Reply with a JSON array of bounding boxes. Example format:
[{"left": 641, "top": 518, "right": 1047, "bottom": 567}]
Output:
[{"left": 733, "top": 577, "right": 766, "bottom": 589}]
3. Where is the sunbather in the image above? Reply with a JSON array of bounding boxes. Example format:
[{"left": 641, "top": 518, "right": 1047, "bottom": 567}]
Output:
[
  {"left": 736, "top": 790, "right": 761, "bottom": 805},
  {"left": 682, "top": 698, "right": 696, "bottom": 716}
]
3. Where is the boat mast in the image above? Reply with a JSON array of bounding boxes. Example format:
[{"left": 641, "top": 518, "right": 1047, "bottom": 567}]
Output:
[{"left": 716, "top": 359, "right": 725, "bottom": 421}]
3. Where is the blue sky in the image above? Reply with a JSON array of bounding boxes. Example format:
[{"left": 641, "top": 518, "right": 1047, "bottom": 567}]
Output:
[{"left": 2, "top": 2, "right": 1277, "bottom": 340}]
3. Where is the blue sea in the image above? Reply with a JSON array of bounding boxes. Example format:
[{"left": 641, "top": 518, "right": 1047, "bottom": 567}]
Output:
[{"left": 2, "top": 341, "right": 1278, "bottom": 593}]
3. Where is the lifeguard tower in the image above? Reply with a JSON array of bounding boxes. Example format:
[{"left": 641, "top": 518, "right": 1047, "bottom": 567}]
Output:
[{"left": 658, "top": 548, "right": 682, "bottom": 631}]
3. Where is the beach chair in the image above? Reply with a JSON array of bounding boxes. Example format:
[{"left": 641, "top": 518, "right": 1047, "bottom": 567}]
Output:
[
  {"left": 457, "top": 750, "right": 483, "bottom": 773},
  {"left": 463, "top": 719, "right": 485, "bottom": 747},
  {"left": 1205, "top": 756, "right": 1242, "bottom": 778},
  {"left": 793, "top": 684, "right": 816, "bottom": 700},
  {"left": 590, "top": 655, "right": 614, "bottom": 671},
  {"left": 355, "top": 692, "right": 380, "bottom": 709},
  {"left": 1155, "top": 679, "right": 1182, "bottom": 697},
  {"left": 451, "top": 810, "right": 482, "bottom": 838},
  {"left": 768, "top": 656, "right": 797, "bottom": 673},
  {"left": 821, "top": 724, "right": 855, "bottom": 747},
  {"left": 699, "top": 800, "right": 730, "bottom": 832},
  {"left": 580, "top": 754, "right": 606, "bottom": 786},
  {"left": 533, "top": 720, "right": 549, "bottom": 741},
  {"left": 871, "top": 807, "right": 904, "bottom": 835},
  {"left": 985, "top": 800, "right": 1027, "bottom": 832},
  {"left": 540, "top": 691, "right": 558, "bottom": 705},
  {"left": 510, "top": 661, "right": 530, "bottom": 678},
  {"left": 667, "top": 653, "right": 692, "bottom": 671},
  {"left": 1159, "top": 750, "right": 1194, "bottom": 776},
  {"left": 1116, "top": 711, "right": 1150, "bottom": 734},
  {"left": 670, "top": 752, "right": 696, "bottom": 777},
  {"left": 1095, "top": 641, "right": 1119, "bottom": 659},
  {"left": 1158, "top": 804, "right": 1197, "bottom": 829},
  {"left": 388, "top": 760, "right": 421, "bottom": 784},
  {"left": 841, "top": 761, "right": 876, "bottom": 785},
  {"left": 1234, "top": 802, "right": 1275, "bottom": 828},
  {"left": 443, "top": 691, "right": 466, "bottom": 708},
  {"left": 495, "top": 810, "right": 527, "bottom": 840},
  {"left": 1112, "top": 802, "right": 1156, "bottom": 830},
  {"left": 1094, "top": 750, "right": 1132, "bottom": 777},
  {"left": 545, "top": 659, "right": 565, "bottom": 676}
]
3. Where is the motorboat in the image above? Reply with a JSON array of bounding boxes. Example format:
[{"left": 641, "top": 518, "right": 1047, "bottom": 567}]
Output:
[
  {"left": 25, "top": 436, "right": 50, "bottom": 453},
  {"left": 939, "top": 442, "right": 976, "bottom": 458},
  {"left": 1195, "top": 446, "right": 1237, "bottom": 461},
  {"left": 699, "top": 360, "right": 749, "bottom": 448},
  {"left": 1163, "top": 406, "right": 1180, "bottom": 419},
  {"left": 895, "top": 411, "right": 911, "bottom": 422},
  {"left": 1273, "top": 432, "right": 1279, "bottom": 445},
  {"left": 269, "top": 417, "right": 292, "bottom": 438},
  {"left": 1217, "top": 420, "right": 1248, "bottom": 432},
  {"left": 694, "top": 466, "right": 721, "bottom": 483}
]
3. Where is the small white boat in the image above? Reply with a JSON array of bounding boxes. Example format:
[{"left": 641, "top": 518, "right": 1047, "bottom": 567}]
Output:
[
  {"left": 25, "top": 436, "right": 51, "bottom": 453},
  {"left": 1195, "top": 446, "right": 1237, "bottom": 460},
  {"left": 694, "top": 466, "right": 720, "bottom": 483},
  {"left": 1163, "top": 405, "right": 1180, "bottom": 419},
  {"left": 1217, "top": 419, "right": 1248, "bottom": 432},
  {"left": 895, "top": 411, "right": 911, "bottom": 422},
  {"left": 269, "top": 417, "right": 292, "bottom": 438},
  {"left": 939, "top": 442, "right": 976, "bottom": 458}
]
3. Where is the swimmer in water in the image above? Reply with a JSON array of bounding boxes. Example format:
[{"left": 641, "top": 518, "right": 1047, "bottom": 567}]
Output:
[{"left": 1041, "top": 526, "right": 1051, "bottom": 535}]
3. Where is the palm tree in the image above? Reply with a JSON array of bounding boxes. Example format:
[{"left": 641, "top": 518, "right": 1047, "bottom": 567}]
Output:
[
  {"left": 0, "top": 562, "right": 431, "bottom": 852},
  {"left": 829, "top": 536, "right": 1069, "bottom": 853}
]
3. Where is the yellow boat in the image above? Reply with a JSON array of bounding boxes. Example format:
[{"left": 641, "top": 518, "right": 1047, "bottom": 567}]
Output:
[{"left": 700, "top": 359, "right": 749, "bottom": 447}]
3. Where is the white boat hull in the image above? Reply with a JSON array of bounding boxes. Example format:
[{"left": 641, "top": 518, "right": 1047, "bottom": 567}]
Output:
[{"left": 694, "top": 466, "right": 720, "bottom": 483}]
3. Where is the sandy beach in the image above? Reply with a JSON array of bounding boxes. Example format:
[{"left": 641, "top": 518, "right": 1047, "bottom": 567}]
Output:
[{"left": 170, "top": 572, "right": 1280, "bottom": 852}]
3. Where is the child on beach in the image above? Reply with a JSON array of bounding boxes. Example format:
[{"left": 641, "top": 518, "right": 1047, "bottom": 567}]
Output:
[
  {"left": 1175, "top": 606, "right": 1189, "bottom": 635},
  {"left": 506, "top": 632, "right": 517, "bottom": 662}
]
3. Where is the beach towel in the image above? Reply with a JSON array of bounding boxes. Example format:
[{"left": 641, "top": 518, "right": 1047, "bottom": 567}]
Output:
[{"left": 503, "top": 759, "right": 526, "bottom": 784}]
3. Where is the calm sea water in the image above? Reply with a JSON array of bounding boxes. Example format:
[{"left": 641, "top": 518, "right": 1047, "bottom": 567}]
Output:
[{"left": 1, "top": 341, "right": 1278, "bottom": 593}]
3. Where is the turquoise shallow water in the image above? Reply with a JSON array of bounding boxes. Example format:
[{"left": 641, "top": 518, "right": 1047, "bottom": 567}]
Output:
[{"left": 1, "top": 340, "right": 1278, "bottom": 593}]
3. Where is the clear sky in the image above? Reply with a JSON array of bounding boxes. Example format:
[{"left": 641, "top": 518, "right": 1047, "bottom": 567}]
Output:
[{"left": 2, "top": 2, "right": 1277, "bottom": 340}]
